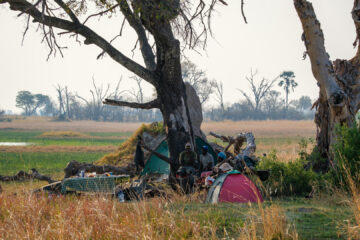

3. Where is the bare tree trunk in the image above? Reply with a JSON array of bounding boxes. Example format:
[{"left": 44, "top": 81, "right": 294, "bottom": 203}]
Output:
[
  {"left": 64, "top": 86, "right": 70, "bottom": 119},
  {"left": 294, "top": 0, "right": 360, "bottom": 171}
]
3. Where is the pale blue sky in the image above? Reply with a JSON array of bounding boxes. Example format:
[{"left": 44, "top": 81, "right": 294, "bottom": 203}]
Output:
[{"left": 0, "top": 0, "right": 356, "bottom": 113}]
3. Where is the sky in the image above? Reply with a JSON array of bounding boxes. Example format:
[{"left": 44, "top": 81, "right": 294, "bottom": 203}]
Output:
[{"left": 0, "top": 0, "right": 357, "bottom": 113}]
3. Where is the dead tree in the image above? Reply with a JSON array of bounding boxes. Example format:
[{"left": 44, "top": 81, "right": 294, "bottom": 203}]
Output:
[
  {"left": 210, "top": 131, "right": 256, "bottom": 157},
  {"left": 55, "top": 84, "right": 66, "bottom": 120},
  {"left": 214, "top": 80, "right": 225, "bottom": 120},
  {"left": 64, "top": 86, "right": 71, "bottom": 119},
  {"left": 238, "top": 69, "right": 278, "bottom": 113},
  {"left": 294, "top": 0, "right": 360, "bottom": 171},
  {"left": 76, "top": 77, "right": 110, "bottom": 121},
  {"left": 127, "top": 76, "right": 145, "bottom": 121}
]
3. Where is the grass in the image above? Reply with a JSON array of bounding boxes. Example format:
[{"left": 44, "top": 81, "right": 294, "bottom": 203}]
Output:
[
  {"left": 0, "top": 190, "right": 353, "bottom": 239},
  {"left": 0, "top": 130, "right": 129, "bottom": 146},
  {"left": 39, "top": 131, "right": 90, "bottom": 138},
  {"left": 0, "top": 119, "right": 356, "bottom": 239},
  {"left": 0, "top": 152, "right": 107, "bottom": 178},
  {"left": 175, "top": 196, "right": 353, "bottom": 239}
]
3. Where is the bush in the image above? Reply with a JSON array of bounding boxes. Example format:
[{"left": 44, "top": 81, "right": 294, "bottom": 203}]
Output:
[
  {"left": 257, "top": 150, "right": 317, "bottom": 196},
  {"left": 333, "top": 123, "right": 360, "bottom": 186}
]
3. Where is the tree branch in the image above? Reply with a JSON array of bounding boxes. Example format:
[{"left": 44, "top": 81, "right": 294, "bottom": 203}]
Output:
[
  {"left": 241, "top": 0, "right": 248, "bottom": 24},
  {"left": 53, "top": 0, "right": 79, "bottom": 24},
  {"left": 117, "top": 0, "right": 156, "bottom": 70},
  {"left": 103, "top": 98, "right": 160, "bottom": 109},
  {"left": 294, "top": 0, "right": 345, "bottom": 107},
  {"left": 2, "top": 0, "right": 157, "bottom": 84},
  {"left": 352, "top": 0, "right": 360, "bottom": 56},
  {"left": 140, "top": 141, "right": 172, "bottom": 165},
  {"left": 83, "top": 4, "right": 120, "bottom": 25}
]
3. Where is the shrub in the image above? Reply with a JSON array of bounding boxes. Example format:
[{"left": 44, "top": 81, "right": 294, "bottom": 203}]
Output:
[
  {"left": 333, "top": 123, "right": 360, "bottom": 187},
  {"left": 257, "top": 150, "right": 317, "bottom": 196}
]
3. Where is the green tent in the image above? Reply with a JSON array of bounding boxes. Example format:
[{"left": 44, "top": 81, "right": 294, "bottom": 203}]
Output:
[
  {"left": 141, "top": 140, "right": 170, "bottom": 176},
  {"left": 140, "top": 137, "right": 217, "bottom": 176}
]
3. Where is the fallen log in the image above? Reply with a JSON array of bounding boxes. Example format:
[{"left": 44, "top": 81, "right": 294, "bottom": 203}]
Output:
[
  {"left": 0, "top": 168, "right": 56, "bottom": 183},
  {"left": 210, "top": 131, "right": 256, "bottom": 156},
  {"left": 64, "top": 160, "right": 128, "bottom": 178}
]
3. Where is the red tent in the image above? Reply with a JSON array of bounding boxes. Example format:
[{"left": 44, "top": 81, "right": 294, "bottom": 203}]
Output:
[{"left": 205, "top": 171, "right": 263, "bottom": 203}]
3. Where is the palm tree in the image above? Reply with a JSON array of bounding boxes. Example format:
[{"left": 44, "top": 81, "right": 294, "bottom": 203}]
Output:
[{"left": 278, "top": 71, "right": 298, "bottom": 115}]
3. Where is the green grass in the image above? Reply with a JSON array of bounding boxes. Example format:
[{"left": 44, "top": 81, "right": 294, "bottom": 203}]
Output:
[
  {"left": 0, "top": 152, "right": 107, "bottom": 177},
  {"left": 0, "top": 130, "right": 130, "bottom": 146},
  {"left": 176, "top": 198, "right": 352, "bottom": 239}
]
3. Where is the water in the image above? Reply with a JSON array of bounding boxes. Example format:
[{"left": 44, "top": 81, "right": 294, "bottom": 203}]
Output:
[{"left": 0, "top": 142, "right": 33, "bottom": 146}]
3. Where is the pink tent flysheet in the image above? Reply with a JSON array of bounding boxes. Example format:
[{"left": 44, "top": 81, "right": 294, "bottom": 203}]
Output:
[{"left": 219, "top": 174, "right": 263, "bottom": 203}]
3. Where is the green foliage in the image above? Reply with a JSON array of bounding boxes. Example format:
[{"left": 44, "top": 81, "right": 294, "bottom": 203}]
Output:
[
  {"left": 297, "top": 138, "right": 327, "bottom": 172},
  {"left": 15, "top": 91, "right": 51, "bottom": 116},
  {"left": 257, "top": 150, "right": 317, "bottom": 196},
  {"left": 333, "top": 123, "right": 360, "bottom": 185}
]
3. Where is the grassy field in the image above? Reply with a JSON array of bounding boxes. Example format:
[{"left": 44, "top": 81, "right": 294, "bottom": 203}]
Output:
[
  {"left": 0, "top": 119, "right": 356, "bottom": 239},
  {"left": 0, "top": 152, "right": 107, "bottom": 177}
]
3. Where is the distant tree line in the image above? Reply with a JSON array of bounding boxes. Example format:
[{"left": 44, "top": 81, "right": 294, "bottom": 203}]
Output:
[
  {"left": 13, "top": 61, "right": 314, "bottom": 121},
  {"left": 182, "top": 62, "right": 314, "bottom": 121},
  {"left": 14, "top": 78, "right": 162, "bottom": 122}
]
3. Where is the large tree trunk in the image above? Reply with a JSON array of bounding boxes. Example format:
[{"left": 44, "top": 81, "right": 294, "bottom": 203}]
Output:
[
  {"left": 294, "top": 0, "right": 360, "bottom": 171},
  {"left": 155, "top": 42, "right": 197, "bottom": 177},
  {"left": 131, "top": 0, "right": 200, "bottom": 176}
]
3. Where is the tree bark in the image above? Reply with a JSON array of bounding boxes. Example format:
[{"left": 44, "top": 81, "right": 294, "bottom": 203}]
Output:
[
  {"left": 126, "top": 0, "right": 200, "bottom": 176},
  {"left": 294, "top": 0, "right": 360, "bottom": 171}
]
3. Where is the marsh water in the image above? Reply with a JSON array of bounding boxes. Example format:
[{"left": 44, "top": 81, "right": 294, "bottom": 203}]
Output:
[{"left": 0, "top": 142, "right": 33, "bottom": 146}]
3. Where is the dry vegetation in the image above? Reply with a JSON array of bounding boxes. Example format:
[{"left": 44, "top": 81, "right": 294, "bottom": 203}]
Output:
[
  {"left": 0, "top": 190, "right": 298, "bottom": 240},
  {"left": 0, "top": 118, "right": 315, "bottom": 137},
  {"left": 39, "top": 131, "right": 90, "bottom": 138},
  {"left": 344, "top": 170, "right": 360, "bottom": 239},
  {"left": 202, "top": 120, "right": 315, "bottom": 137},
  {"left": 98, "top": 123, "right": 164, "bottom": 166}
]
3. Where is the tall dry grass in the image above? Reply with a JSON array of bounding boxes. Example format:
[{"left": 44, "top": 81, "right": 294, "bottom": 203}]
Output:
[
  {"left": 39, "top": 131, "right": 89, "bottom": 138},
  {"left": 343, "top": 169, "right": 360, "bottom": 239},
  {"left": 0, "top": 119, "right": 315, "bottom": 136},
  {"left": 240, "top": 204, "right": 298, "bottom": 240},
  {"left": 0, "top": 192, "right": 211, "bottom": 239},
  {"left": 0, "top": 190, "right": 298, "bottom": 240}
]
